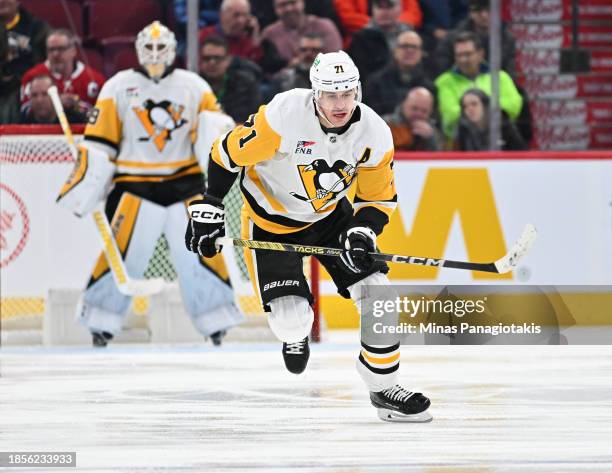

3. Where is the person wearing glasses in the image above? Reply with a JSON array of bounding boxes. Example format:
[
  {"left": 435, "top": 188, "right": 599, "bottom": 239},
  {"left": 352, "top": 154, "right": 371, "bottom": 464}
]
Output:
[
  {"left": 261, "top": 0, "right": 341, "bottom": 63},
  {"left": 199, "top": 34, "right": 262, "bottom": 123},
  {"left": 270, "top": 32, "right": 323, "bottom": 94},
  {"left": 20, "top": 29, "right": 105, "bottom": 122},
  {"left": 435, "top": 31, "right": 522, "bottom": 141},
  {"left": 363, "top": 30, "right": 435, "bottom": 116},
  {"left": 433, "top": 0, "right": 516, "bottom": 78}
]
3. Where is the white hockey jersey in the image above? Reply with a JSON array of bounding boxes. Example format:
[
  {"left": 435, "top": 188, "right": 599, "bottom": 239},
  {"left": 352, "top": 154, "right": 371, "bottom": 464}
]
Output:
[
  {"left": 83, "top": 67, "right": 220, "bottom": 184},
  {"left": 210, "top": 88, "right": 397, "bottom": 234}
]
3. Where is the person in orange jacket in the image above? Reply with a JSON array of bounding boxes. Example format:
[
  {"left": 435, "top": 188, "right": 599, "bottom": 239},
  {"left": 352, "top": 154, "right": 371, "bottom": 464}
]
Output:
[{"left": 333, "top": 0, "right": 422, "bottom": 37}]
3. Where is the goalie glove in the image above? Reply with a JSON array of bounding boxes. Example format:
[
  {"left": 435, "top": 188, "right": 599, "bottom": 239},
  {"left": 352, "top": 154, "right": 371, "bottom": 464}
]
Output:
[
  {"left": 185, "top": 196, "right": 225, "bottom": 258},
  {"left": 338, "top": 226, "right": 377, "bottom": 273}
]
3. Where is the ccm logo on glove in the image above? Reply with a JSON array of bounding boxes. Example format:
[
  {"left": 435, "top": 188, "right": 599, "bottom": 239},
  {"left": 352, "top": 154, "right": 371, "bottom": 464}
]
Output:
[{"left": 189, "top": 204, "right": 225, "bottom": 223}]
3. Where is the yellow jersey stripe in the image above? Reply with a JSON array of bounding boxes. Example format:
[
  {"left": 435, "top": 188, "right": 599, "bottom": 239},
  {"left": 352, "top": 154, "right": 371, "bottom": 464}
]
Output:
[{"left": 115, "top": 157, "right": 198, "bottom": 169}]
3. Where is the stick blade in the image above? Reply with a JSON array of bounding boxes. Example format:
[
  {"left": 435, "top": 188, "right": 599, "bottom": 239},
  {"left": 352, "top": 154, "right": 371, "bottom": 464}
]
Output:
[
  {"left": 494, "top": 224, "right": 538, "bottom": 274},
  {"left": 117, "top": 277, "right": 166, "bottom": 296}
]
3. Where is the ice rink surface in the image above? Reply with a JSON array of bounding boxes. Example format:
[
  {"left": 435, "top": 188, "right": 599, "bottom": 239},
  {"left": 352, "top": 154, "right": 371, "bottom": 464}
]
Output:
[{"left": 1, "top": 334, "right": 612, "bottom": 473}]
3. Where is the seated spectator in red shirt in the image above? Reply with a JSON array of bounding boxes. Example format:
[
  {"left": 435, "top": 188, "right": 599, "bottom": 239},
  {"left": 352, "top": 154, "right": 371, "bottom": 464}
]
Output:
[
  {"left": 261, "top": 0, "right": 341, "bottom": 63},
  {"left": 333, "top": 0, "right": 422, "bottom": 37},
  {"left": 20, "top": 74, "right": 86, "bottom": 124},
  {"left": 270, "top": 32, "right": 323, "bottom": 94},
  {"left": 198, "top": 0, "right": 285, "bottom": 75},
  {"left": 199, "top": 35, "right": 262, "bottom": 123},
  {"left": 21, "top": 29, "right": 105, "bottom": 119},
  {"left": 363, "top": 30, "right": 435, "bottom": 116},
  {"left": 1, "top": 0, "right": 49, "bottom": 123},
  {"left": 383, "top": 86, "right": 443, "bottom": 151}
]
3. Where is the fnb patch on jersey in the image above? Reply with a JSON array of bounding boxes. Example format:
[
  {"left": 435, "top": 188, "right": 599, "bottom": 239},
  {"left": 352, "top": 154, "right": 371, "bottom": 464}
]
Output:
[{"left": 295, "top": 140, "right": 316, "bottom": 154}]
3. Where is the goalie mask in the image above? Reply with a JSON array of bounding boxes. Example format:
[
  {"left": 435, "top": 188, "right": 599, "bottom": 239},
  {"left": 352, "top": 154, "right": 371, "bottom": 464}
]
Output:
[
  {"left": 309, "top": 51, "right": 361, "bottom": 127},
  {"left": 136, "top": 21, "right": 176, "bottom": 81}
]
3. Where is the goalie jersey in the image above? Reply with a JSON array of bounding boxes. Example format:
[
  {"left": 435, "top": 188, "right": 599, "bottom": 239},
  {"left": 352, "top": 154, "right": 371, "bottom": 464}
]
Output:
[
  {"left": 83, "top": 67, "right": 219, "bottom": 185},
  {"left": 210, "top": 88, "right": 397, "bottom": 234}
]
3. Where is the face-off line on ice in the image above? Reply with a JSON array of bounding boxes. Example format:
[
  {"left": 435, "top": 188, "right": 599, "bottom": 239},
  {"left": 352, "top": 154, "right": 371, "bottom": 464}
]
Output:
[{"left": 217, "top": 223, "right": 537, "bottom": 275}]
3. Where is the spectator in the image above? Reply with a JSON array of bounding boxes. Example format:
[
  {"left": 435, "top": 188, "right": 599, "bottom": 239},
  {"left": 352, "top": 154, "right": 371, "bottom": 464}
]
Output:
[
  {"left": 420, "top": 0, "right": 468, "bottom": 42},
  {"left": 383, "top": 86, "right": 443, "bottom": 151},
  {"left": 0, "top": 0, "right": 49, "bottom": 123},
  {"left": 21, "top": 29, "right": 105, "bottom": 119},
  {"left": 270, "top": 32, "right": 322, "bottom": 94},
  {"left": 333, "top": 0, "right": 422, "bottom": 37},
  {"left": 20, "top": 74, "right": 85, "bottom": 124},
  {"left": 199, "top": 0, "right": 285, "bottom": 75},
  {"left": 363, "top": 30, "right": 435, "bottom": 116},
  {"left": 261, "top": 0, "right": 341, "bottom": 63},
  {"left": 433, "top": 0, "right": 516, "bottom": 78},
  {"left": 251, "top": 0, "right": 343, "bottom": 32},
  {"left": 199, "top": 35, "right": 262, "bottom": 123},
  {"left": 434, "top": 32, "right": 522, "bottom": 140},
  {"left": 348, "top": 1, "right": 429, "bottom": 86},
  {"left": 454, "top": 88, "right": 526, "bottom": 151},
  {"left": 367, "top": 0, "right": 414, "bottom": 50}
]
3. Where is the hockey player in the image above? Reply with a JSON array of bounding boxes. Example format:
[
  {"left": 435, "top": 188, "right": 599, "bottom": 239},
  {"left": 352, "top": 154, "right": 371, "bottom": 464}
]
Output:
[
  {"left": 57, "top": 21, "right": 243, "bottom": 347},
  {"left": 185, "top": 51, "right": 432, "bottom": 422}
]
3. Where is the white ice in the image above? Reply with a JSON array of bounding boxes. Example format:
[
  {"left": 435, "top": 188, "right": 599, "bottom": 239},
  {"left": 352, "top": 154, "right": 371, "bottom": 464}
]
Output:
[{"left": 1, "top": 333, "right": 612, "bottom": 473}]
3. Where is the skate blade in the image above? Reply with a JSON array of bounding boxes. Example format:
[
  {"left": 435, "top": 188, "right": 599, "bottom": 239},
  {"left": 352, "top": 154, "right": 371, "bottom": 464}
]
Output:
[{"left": 376, "top": 408, "right": 433, "bottom": 423}]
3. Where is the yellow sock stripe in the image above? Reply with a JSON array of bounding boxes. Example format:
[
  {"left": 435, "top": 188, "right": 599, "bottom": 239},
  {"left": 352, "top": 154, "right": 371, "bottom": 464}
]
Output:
[{"left": 361, "top": 350, "right": 400, "bottom": 365}]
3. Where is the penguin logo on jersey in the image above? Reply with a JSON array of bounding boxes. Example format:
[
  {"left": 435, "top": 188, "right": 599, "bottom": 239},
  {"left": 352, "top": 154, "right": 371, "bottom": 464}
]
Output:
[
  {"left": 133, "top": 99, "right": 187, "bottom": 152},
  {"left": 291, "top": 159, "right": 357, "bottom": 211}
]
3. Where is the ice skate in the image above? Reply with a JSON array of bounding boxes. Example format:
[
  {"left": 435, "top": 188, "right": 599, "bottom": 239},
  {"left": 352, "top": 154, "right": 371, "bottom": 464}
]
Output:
[
  {"left": 282, "top": 337, "right": 310, "bottom": 374},
  {"left": 91, "top": 331, "right": 113, "bottom": 348},
  {"left": 370, "top": 385, "right": 432, "bottom": 423},
  {"left": 210, "top": 330, "right": 227, "bottom": 346}
]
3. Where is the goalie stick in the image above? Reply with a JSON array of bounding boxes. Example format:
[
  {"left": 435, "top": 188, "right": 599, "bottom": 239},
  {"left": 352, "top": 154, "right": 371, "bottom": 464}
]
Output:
[
  {"left": 217, "top": 224, "right": 537, "bottom": 274},
  {"left": 48, "top": 86, "right": 165, "bottom": 296}
]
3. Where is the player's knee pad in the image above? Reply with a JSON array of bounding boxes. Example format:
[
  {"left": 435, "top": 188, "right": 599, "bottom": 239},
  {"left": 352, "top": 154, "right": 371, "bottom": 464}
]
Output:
[
  {"left": 56, "top": 144, "right": 115, "bottom": 217},
  {"left": 267, "top": 296, "right": 313, "bottom": 343}
]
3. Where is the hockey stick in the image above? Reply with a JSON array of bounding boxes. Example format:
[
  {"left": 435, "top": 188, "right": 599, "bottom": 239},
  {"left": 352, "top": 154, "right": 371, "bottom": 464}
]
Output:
[
  {"left": 48, "top": 86, "right": 165, "bottom": 296},
  {"left": 217, "top": 224, "right": 537, "bottom": 274}
]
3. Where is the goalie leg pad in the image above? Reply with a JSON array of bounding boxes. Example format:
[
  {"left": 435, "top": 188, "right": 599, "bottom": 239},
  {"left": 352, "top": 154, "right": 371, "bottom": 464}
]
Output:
[
  {"left": 164, "top": 201, "right": 244, "bottom": 335},
  {"left": 79, "top": 194, "right": 166, "bottom": 334},
  {"left": 77, "top": 283, "right": 128, "bottom": 335},
  {"left": 268, "top": 296, "right": 314, "bottom": 343},
  {"left": 349, "top": 272, "right": 401, "bottom": 392},
  {"left": 56, "top": 145, "right": 115, "bottom": 217}
]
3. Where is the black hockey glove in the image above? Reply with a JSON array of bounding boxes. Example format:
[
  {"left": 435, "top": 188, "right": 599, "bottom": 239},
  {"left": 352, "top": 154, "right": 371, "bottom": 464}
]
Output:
[
  {"left": 338, "top": 226, "right": 377, "bottom": 273},
  {"left": 185, "top": 196, "right": 225, "bottom": 258}
]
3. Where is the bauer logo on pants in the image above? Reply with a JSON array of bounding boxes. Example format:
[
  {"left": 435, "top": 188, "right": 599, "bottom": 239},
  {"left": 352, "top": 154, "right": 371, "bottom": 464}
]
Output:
[{"left": 189, "top": 204, "right": 224, "bottom": 223}]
